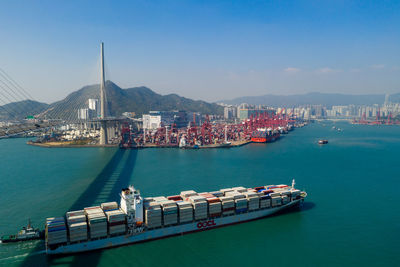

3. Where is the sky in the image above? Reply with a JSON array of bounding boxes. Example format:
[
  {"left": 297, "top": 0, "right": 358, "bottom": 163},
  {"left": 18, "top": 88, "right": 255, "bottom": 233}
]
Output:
[{"left": 0, "top": 0, "right": 399, "bottom": 103}]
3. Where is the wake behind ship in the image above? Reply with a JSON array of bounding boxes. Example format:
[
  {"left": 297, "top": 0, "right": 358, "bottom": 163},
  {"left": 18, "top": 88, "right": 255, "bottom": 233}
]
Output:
[{"left": 45, "top": 181, "right": 306, "bottom": 255}]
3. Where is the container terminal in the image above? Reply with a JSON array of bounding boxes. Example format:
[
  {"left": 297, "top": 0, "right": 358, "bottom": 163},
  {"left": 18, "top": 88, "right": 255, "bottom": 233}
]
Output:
[
  {"left": 20, "top": 43, "right": 307, "bottom": 149},
  {"left": 43, "top": 180, "right": 306, "bottom": 255},
  {"left": 118, "top": 112, "right": 303, "bottom": 149}
]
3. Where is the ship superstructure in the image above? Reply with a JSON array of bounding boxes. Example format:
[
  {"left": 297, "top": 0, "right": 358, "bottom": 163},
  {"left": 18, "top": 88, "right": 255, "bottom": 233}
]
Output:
[{"left": 45, "top": 181, "right": 306, "bottom": 255}]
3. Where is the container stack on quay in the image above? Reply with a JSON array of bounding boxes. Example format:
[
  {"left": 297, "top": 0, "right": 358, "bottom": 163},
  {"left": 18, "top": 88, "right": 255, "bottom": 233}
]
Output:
[
  {"left": 84, "top": 207, "right": 107, "bottom": 239},
  {"left": 102, "top": 202, "right": 126, "bottom": 236},
  {"left": 144, "top": 199, "right": 162, "bottom": 229},
  {"left": 199, "top": 192, "right": 222, "bottom": 218},
  {"left": 66, "top": 210, "right": 87, "bottom": 243},
  {"left": 188, "top": 195, "right": 208, "bottom": 220},
  {"left": 160, "top": 200, "right": 178, "bottom": 226},
  {"left": 176, "top": 201, "right": 193, "bottom": 223},
  {"left": 46, "top": 217, "right": 67, "bottom": 245}
]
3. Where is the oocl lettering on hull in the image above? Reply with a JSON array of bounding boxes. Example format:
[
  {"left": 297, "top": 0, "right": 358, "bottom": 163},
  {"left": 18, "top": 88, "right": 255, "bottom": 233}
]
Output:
[{"left": 197, "top": 220, "right": 216, "bottom": 229}]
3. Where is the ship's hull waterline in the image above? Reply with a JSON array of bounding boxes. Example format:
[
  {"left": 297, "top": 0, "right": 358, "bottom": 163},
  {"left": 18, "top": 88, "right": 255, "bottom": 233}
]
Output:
[{"left": 47, "top": 199, "right": 302, "bottom": 255}]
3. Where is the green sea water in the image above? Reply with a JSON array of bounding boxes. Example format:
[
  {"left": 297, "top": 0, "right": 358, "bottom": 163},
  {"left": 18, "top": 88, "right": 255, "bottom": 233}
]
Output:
[{"left": 0, "top": 121, "right": 399, "bottom": 266}]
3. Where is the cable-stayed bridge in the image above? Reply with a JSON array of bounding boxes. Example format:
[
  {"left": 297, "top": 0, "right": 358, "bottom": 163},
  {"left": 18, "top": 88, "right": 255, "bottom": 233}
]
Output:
[{"left": 0, "top": 43, "right": 126, "bottom": 143}]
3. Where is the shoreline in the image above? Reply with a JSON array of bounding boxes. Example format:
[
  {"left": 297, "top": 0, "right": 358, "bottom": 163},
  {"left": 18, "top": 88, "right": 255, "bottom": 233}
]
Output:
[{"left": 26, "top": 140, "right": 252, "bottom": 149}]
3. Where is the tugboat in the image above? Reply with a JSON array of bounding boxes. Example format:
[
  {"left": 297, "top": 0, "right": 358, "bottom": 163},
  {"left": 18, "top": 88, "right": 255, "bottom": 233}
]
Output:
[
  {"left": 318, "top": 140, "right": 328, "bottom": 145},
  {"left": 1, "top": 219, "right": 43, "bottom": 243}
]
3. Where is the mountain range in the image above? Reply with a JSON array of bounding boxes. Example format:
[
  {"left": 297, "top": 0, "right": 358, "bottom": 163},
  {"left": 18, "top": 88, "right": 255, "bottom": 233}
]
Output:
[
  {"left": 0, "top": 81, "right": 223, "bottom": 120},
  {"left": 220, "top": 92, "right": 400, "bottom": 107},
  {"left": 2, "top": 83, "right": 400, "bottom": 121},
  {"left": 0, "top": 100, "right": 49, "bottom": 121}
]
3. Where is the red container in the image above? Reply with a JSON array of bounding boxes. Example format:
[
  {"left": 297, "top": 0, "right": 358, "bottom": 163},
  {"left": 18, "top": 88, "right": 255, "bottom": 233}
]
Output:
[
  {"left": 264, "top": 190, "right": 274, "bottom": 194},
  {"left": 207, "top": 198, "right": 221, "bottom": 203},
  {"left": 210, "top": 213, "right": 222, "bottom": 217},
  {"left": 109, "top": 221, "right": 126, "bottom": 227},
  {"left": 167, "top": 195, "right": 182, "bottom": 201},
  {"left": 254, "top": 186, "right": 265, "bottom": 191},
  {"left": 223, "top": 207, "right": 235, "bottom": 211}
]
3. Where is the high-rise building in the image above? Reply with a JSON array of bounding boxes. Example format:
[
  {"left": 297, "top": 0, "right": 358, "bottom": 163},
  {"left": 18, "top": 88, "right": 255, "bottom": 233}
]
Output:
[
  {"left": 224, "top": 106, "right": 236, "bottom": 120},
  {"left": 88, "top": 99, "right": 100, "bottom": 118},
  {"left": 78, "top": 108, "right": 89, "bottom": 120}
]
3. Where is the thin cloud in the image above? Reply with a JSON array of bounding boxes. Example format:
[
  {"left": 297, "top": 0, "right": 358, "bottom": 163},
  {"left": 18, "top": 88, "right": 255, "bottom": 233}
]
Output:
[
  {"left": 316, "top": 67, "right": 341, "bottom": 73},
  {"left": 284, "top": 67, "right": 300, "bottom": 73},
  {"left": 370, "top": 64, "right": 385, "bottom": 69}
]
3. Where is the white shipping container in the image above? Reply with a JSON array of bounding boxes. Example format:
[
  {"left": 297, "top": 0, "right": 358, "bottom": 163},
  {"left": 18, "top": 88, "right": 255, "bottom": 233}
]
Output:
[
  {"left": 219, "top": 196, "right": 234, "bottom": 201},
  {"left": 231, "top": 186, "right": 247, "bottom": 193},
  {"left": 101, "top": 202, "right": 118, "bottom": 211},
  {"left": 220, "top": 188, "right": 234, "bottom": 195},
  {"left": 180, "top": 190, "right": 197, "bottom": 199},
  {"left": 66, "top": 210, "right": 85, "bottom": 218}
]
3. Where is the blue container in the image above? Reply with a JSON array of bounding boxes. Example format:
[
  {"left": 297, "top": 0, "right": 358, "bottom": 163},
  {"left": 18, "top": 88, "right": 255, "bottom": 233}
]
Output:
[
  {"left": 236, "top": 208, "right": 248, "bottom": 213},
  {"left": 48, "top": 226, "right": 67, "bottom": 232}
]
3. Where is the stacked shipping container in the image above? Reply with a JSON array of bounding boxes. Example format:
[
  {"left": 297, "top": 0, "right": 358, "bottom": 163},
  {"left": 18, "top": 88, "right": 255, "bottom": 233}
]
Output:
[
  {"left": 66, "top": 210, "right": 87, "bottom": 243},
  {"left": 101, "top": 202, "right": 126, "bottom": 235},
  {"left": 84, "top": 207, "right": 107, "bottom": 239},
  {"left": 160, "top": 200, "right": 178, "bottom": 226},
  {"left": 188, "top": 196, "right": 208, "bottom": 220},
  {"left": 144, "top": 200, "right": 162, "bottom": 229},
  {"left": 46, "top": 217, "right": 67, "bottom": 245},
  {"left": 219, "top": 196, "right": 235, "bottom": 215},
  {"left": 199, "top": 193, "right": 222, "bottom": 217},
  {"left": 245, "top": 191, "right": 260, "bottom": 211},
  {"left": 176, "top": 201, "right": 193, "bottom": 223}
]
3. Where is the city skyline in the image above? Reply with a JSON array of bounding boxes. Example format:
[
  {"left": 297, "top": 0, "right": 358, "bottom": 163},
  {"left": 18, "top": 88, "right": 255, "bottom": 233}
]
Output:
[{"left": 1, "top": 1, "right": 399, "bottom": 103}]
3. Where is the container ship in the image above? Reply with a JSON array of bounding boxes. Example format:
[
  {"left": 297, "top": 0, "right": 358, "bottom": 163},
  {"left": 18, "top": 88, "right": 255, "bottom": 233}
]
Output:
[
  {"left": 45, "top": 181, "right": 306, "bottom": 255},
  {"left": 251, "top": 128, "right": 281, "bottom": 143}
]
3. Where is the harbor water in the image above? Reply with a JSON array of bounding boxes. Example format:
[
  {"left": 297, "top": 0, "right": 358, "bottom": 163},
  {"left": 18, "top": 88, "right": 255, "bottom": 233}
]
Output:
[{"left": 0, "top": 121, "right": 399, "bottom": 266}]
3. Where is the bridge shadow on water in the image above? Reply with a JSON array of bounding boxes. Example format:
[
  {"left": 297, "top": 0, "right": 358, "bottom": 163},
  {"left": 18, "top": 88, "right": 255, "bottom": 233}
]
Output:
[{"left": 20, "top": 149, "right": 138, "bottom": 267}]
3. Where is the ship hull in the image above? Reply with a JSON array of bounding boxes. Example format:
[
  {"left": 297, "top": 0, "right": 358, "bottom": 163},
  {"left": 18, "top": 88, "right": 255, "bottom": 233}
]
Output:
[
  {"left": 251, "top": 133, "right": 280, "bottom": 143},
  {"left": 47, "top": 199, "right": 302, "bottom": 255}
]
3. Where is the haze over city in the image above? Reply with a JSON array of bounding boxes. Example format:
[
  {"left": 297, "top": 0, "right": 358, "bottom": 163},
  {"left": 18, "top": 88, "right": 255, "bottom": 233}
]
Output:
[{"left": 1, "top": 0, "right": 400, "bottom": 103}]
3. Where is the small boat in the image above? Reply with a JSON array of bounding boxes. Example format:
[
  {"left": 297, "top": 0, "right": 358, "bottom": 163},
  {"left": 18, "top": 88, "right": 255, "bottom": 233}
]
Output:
[
  {"left": 318, "top": 140, "right": 328, "bottom": 145},
  {"left": 1, "top": 220, "right": 43, "bottom": 243}
]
